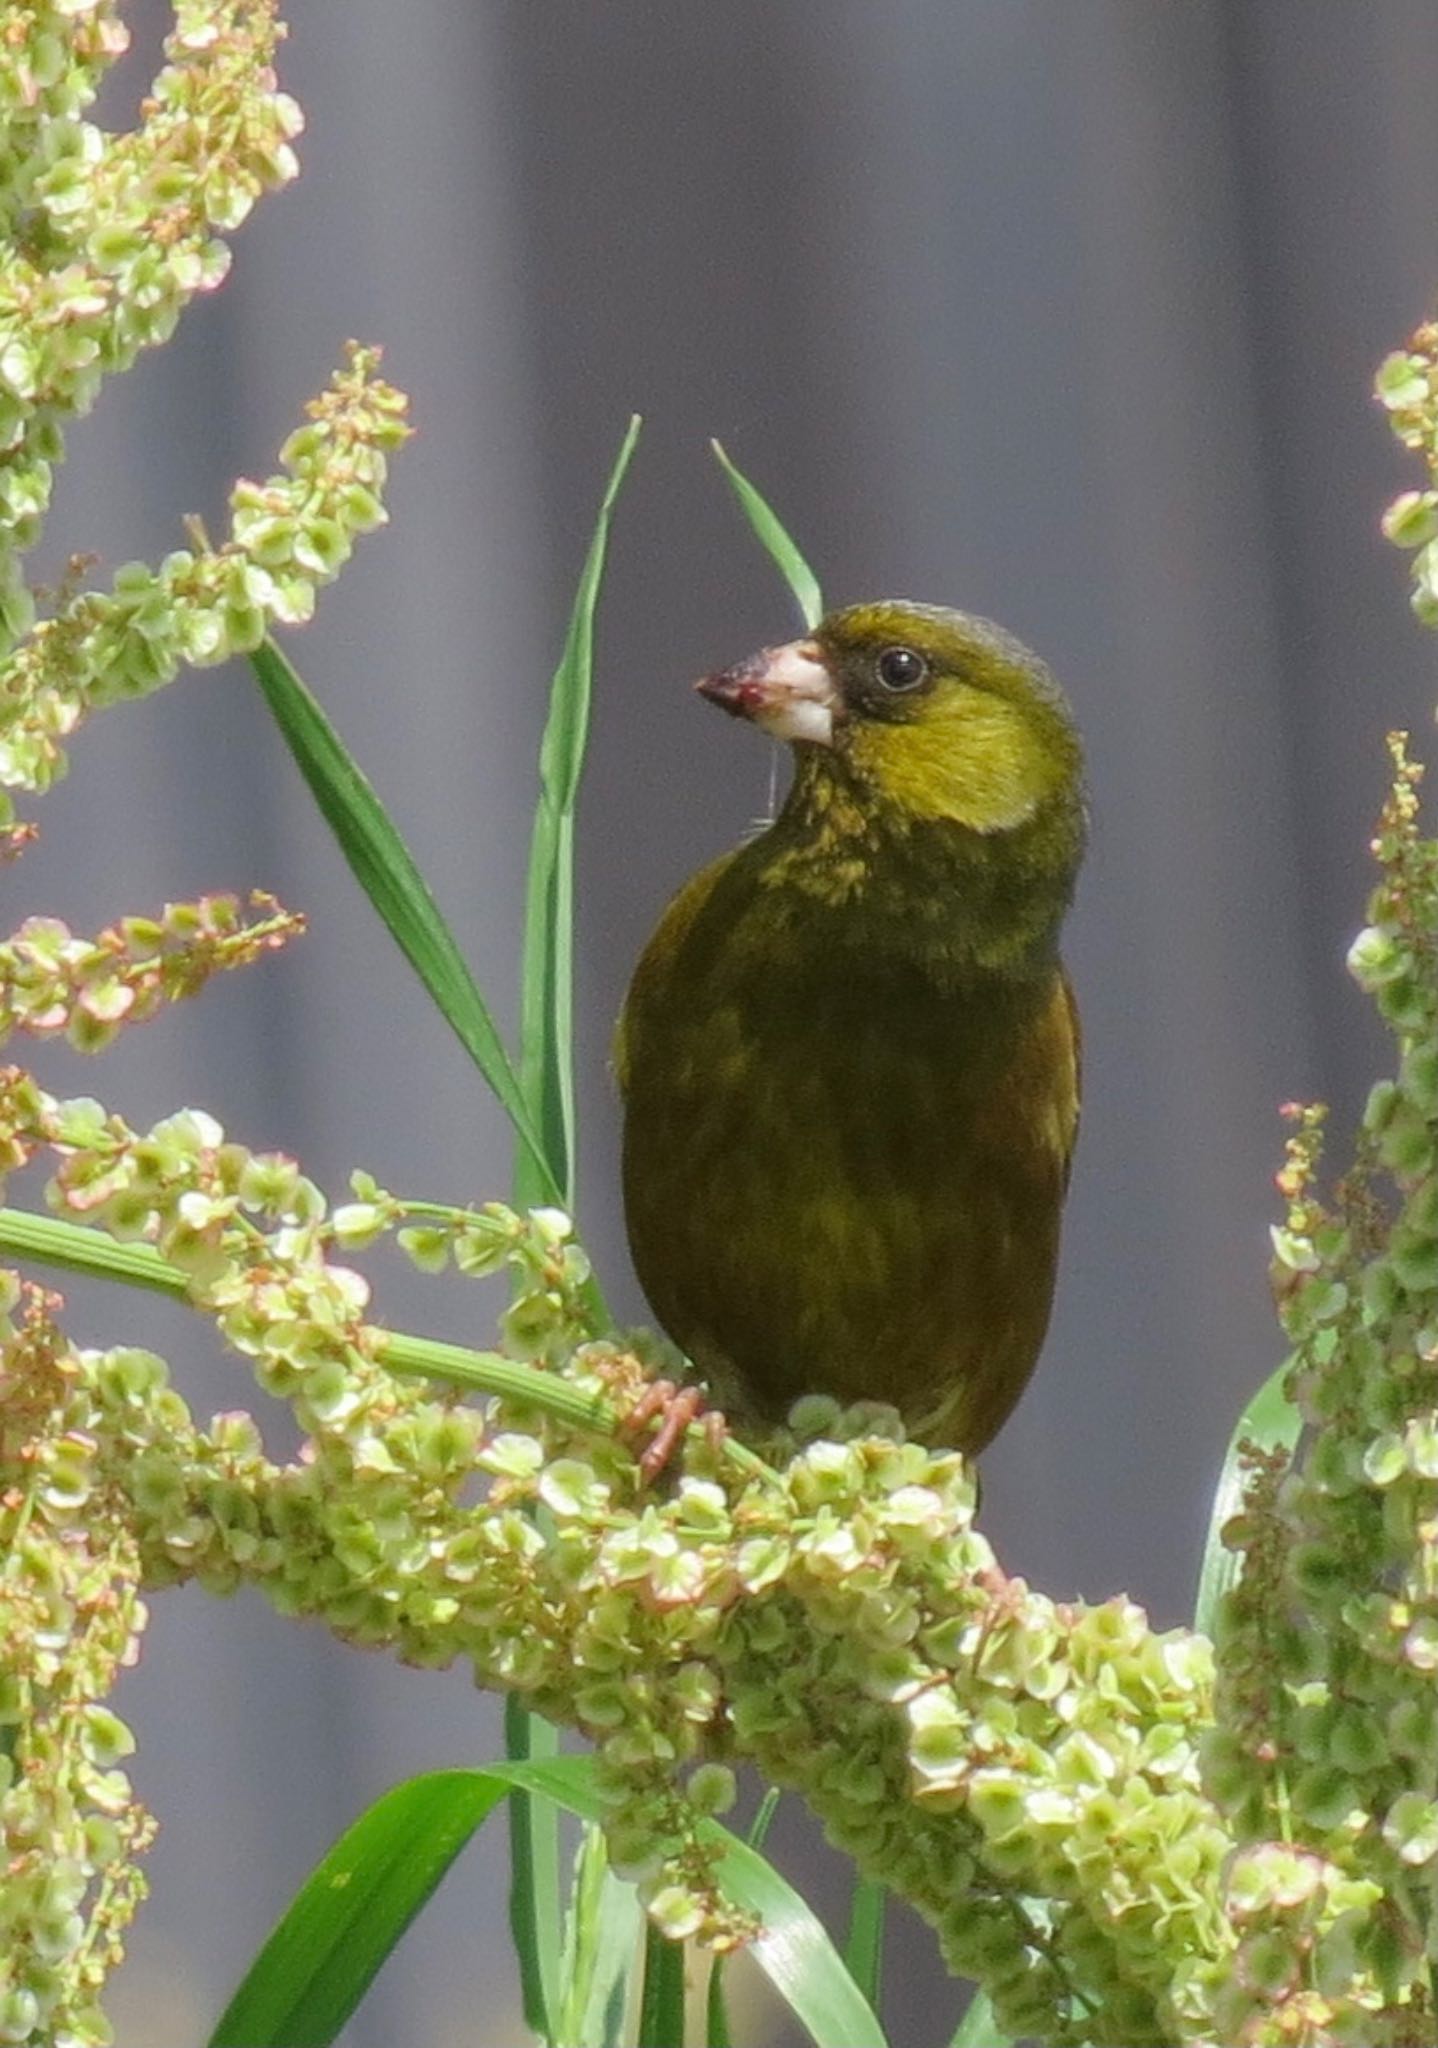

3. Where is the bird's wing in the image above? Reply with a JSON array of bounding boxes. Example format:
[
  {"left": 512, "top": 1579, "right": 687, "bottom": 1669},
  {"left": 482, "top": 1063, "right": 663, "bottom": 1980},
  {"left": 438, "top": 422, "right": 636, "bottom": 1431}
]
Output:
[
  {"left": 1060, "top": 966, "right": 1082, "bottom": 1194},
  {"left": 612, "top": 849, "right": 737, "bottom": 1097}
]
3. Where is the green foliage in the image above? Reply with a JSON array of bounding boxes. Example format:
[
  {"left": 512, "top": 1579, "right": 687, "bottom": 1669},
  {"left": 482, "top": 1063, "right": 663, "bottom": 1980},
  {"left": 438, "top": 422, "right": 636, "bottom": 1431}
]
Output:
[
  {"left": 1378, "top": 321, "right": 1438, "bottom": 623},
  {"left": 248, "top": 637, "right": 559, "bottom": 1209},
  {"left": 506, "top": 414, "right": 639, "bottom": 2040},
  {"left": 209, "top": 1757, "right": 882, "bottom": 2048},
  {"left": 1193, "top": 1360, "right": 1301, "bottom": 1641},
  {"left": 3, "top": 9, "right": 1438, "bottom": 2047},
  {"left": 519, "top": 414, "right": 642, "bottom": 1210},
  {"left": 1, "top": 342, "right": 408, "bottom": 825},
  {"left": 842, "top": 1876, "right": 886, "bottom": 2023},
  {"left": 710, "top": 440, "right": 824, "bottom": 631}
]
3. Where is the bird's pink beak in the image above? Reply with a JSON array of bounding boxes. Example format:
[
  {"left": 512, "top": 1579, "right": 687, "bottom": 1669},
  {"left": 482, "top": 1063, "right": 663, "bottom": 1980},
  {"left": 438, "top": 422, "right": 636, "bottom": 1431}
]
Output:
[{"left": 696, "top": 637, "right": 841, "bottom": 746}]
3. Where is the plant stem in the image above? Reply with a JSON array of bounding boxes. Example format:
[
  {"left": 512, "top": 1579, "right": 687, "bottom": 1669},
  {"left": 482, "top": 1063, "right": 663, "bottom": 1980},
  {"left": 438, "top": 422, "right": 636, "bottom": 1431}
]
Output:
[
  {"left": 0, "top": 1206, "right": 609, "bottom": 1430},
  {"left": 0, "top": 1206, "right": 776, "bottom": 1479}
]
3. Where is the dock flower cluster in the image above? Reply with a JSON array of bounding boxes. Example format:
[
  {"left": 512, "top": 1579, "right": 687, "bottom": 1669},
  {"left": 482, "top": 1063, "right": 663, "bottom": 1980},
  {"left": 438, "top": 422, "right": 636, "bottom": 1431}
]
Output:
[
  {"left": 1, "top": 1, "right": 303, "bottom": 652},
  {"left": 0, "top": 1280, "right": 155, "bottom": 2048},
  {"left": 0, "top": 3, "right": 411, "bottom": 2028},
  {"left": 2, "top": 7, "right": 1438, "bottom": 2042},
  {"left": 0, "top": 1, "right": 409, "bottom": 830},
  {"left": 0, "top": 591, "right": 1435, "bottom": 2046},
  {"left": 2, "top": 814, "right": 1434, "bottom": 2048},
  {"left": 0, "top": 1053, "right": 1231, "bottom": 2040},
  {"left": 1199, "top": 731, "right": 1438, "bottom": 2046}
]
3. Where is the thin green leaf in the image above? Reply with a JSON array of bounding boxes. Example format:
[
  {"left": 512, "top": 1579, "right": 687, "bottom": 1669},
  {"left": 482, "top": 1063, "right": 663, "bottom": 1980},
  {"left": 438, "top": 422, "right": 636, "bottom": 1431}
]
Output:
[
  {"left": 1194, "top": 1359, "right": 1301, "bottom": 1637},
  {"left": 208, "top": 1769, "right": 508, "bottom": 2048},
  {"left": 211, "top": 1758, "right": 885, "bottom": 2048},
  {"left": 707, "top": 1786, "right": 783, "bottom": 2048},
  {"left": 711, "top": 1814, "right": 886, "bottom": 2048},
  {"left": 747, "top": 1787, "right": 782, "bottom": 1854},
  {"left": 248, "top": 637, "right": 558, "bottom": 1205},
  {"left": 505, "top": 1695, "right": 564, "bottom": 2045},
  {"left": 710, "top": 440, "right": 823, "bottom": 630},
  {"left": 508, "top": 1759, "right": 888, "bottom": 2048},
  {"left": 705, "top": 1960, "right": 733, "bottom": 2048},
  {"left": 516, "top": 413, "right": 642, "bottom": 1209},
  {"left": 949, "top": 1987, "right": 1010, "bottom": 2048},
  {"left": 508, "top": 416, "right": 639, "bottom": 2038},
  {"left": 842, "top": 1876, "right": 885, "bottom": 2019},
  {"left": 638, "top": 1920, "right": 687, "bottom": 2048},
  {"left": 557, "top": 1825, "right": 642, "bottom": 2048}
]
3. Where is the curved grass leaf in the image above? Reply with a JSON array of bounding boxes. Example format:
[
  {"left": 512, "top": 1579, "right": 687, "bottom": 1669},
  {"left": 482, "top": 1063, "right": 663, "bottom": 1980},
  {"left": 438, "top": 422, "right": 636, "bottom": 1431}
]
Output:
[
  {"left": 514, "top": 1760, "right": 887, "bottom": 2048},
  {"left": 639, "top": 1920, "right": 687, "bottom": 2048},
  {"left": 505, "top": 1692, "right": 564, "bottom": 2044},
  {"left": 248, "top": 637, "right": 559, "bottom": 1206},
  {"left": 710, "top": 440, "right": 823, "bottom": 631},
  {"left": 1194, "top": 1359, "right": 1301, "bottom": 1638},
  {"left": 516, "top": 413, "right": 641, "bottom": 1211},
  {"left": 207, "top": 1769, "right": 509, "bottom": 2048},
  {"left": 557, "top": 1822, "right": 641, "bottom": 2048},
  {"left": 842, "top": 1876, "right": 885, "bottom": 2018},
  {"left": 508, "top": 415, "right": 641, "bottom": 2041},
  {"left": 209, "top": 1755, "right": 886, "bottom": 2048},
  {"left": 707, "top": 1786, "right": 782, "bottom": 2048}
]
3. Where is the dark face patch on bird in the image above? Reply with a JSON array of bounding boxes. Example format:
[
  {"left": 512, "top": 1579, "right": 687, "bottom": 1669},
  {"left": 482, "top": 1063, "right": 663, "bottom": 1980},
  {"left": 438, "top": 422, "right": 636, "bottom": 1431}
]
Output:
[{"left": 855, "top": 640, "right": 934, "bottom": 713}]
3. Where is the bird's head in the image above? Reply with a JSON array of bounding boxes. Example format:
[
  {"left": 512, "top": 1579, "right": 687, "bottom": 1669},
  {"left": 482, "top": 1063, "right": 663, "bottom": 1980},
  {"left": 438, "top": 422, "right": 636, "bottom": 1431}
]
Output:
[{"left": 697, "top": 600, "right": 1083, "bottom": 838}]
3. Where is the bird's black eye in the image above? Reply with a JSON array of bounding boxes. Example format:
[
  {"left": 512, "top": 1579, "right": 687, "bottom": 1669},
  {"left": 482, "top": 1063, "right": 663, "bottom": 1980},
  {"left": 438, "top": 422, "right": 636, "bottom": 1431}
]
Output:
[{"left": 875, "top": 645, "right": 928, "bottom": 692}]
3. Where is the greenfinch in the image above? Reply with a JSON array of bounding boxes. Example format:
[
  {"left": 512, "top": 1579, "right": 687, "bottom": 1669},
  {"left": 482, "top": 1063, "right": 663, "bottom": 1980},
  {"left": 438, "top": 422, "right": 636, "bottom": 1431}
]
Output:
[{"left": 617, "top": 601, "right": 1085, "bottom": 1456}]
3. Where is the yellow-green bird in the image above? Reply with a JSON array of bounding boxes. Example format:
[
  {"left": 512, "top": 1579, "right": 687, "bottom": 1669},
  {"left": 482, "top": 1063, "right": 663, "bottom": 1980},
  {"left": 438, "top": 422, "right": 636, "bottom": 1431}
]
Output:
[{"left": 616, "top": 601, "right": 1086, "bottom": 1457}]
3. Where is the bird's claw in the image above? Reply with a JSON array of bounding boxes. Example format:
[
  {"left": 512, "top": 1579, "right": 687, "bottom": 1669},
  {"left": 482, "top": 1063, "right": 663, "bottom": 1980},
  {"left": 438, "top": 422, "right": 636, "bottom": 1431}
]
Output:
[{"left": 623, "top": 1377, "right": 725, "bottom": 1482}]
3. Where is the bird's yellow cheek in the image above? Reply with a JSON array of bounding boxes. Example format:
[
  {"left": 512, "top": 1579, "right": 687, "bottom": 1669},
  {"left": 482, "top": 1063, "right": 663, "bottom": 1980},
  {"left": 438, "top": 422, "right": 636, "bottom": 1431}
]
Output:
[{"left": 849, "top": 687, "right": 1057, "bottom": 834}]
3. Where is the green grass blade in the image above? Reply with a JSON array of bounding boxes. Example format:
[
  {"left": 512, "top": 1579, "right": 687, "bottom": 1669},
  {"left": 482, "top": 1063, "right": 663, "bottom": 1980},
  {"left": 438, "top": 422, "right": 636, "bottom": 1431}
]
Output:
[
  {"left": 638, "top": 1921, "right": 687, "bottom": 2048},
  {"left": 507, "top": 415, "right": 640, "bottom": 2041},
  {"left": 710, "top": 440, "right": 823, "bottom": 630},
  {"left": 505, "top": 1694, "right": 564, "bottom": 2045},
  {"left": 507, "top": 1759, "right": 887, "bottom": 2048},
  {"left": 248, "top": 637, "right": 558, "bottom": 1205},
  {"left": 710, "top": 1812, "right": 887, "bottom": 2048},
  {"left": 949, "top": 1987, "right": 1010, "bottom": 2048},
  {"left": 208, "top": 1769, "right": 510, "bottom": 2047},
  {"left": 842, "top": 1876, "right": 885, "bottom": 2019},
  {"left": 515, "top": 413, "right": 642, "bottom": 1210},
  {"left": 1194, "top": 1359, "right": 1301, "bottom": 1638},
  {"left": 556, "top": 1824, "right": 641, "bottom": 2048},
  {"left": 209, "top": 1758, "right": 885, "bottom": 2048},
  {"left": 705, "top": 1959, "right": 733, "bottom": 2048},
  {"left": 747, "top": 1787, "right": 781, "bottom": 1854},
  {"left": 707, "top": 1786, "right": 783, "bottom": 2047}
]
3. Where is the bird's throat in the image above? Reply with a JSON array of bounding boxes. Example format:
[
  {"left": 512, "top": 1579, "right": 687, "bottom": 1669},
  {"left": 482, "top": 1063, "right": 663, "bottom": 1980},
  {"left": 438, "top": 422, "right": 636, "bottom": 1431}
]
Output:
[{"left": 748, "top": 747, "right": 1081, "bottom": 984}]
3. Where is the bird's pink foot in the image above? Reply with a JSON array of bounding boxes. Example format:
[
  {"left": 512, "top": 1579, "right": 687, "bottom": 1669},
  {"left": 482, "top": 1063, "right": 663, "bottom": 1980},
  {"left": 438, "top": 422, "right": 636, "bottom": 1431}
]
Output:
[{"left": 623, "top": 1378, "right": 724, "bottom": 1482}]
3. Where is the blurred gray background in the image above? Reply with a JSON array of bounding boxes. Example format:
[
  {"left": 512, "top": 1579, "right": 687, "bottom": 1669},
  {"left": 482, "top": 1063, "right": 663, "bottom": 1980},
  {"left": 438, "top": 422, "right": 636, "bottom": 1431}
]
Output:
[{"left": 15, "top": 2, "right": 1438, "bottom": 2043}]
